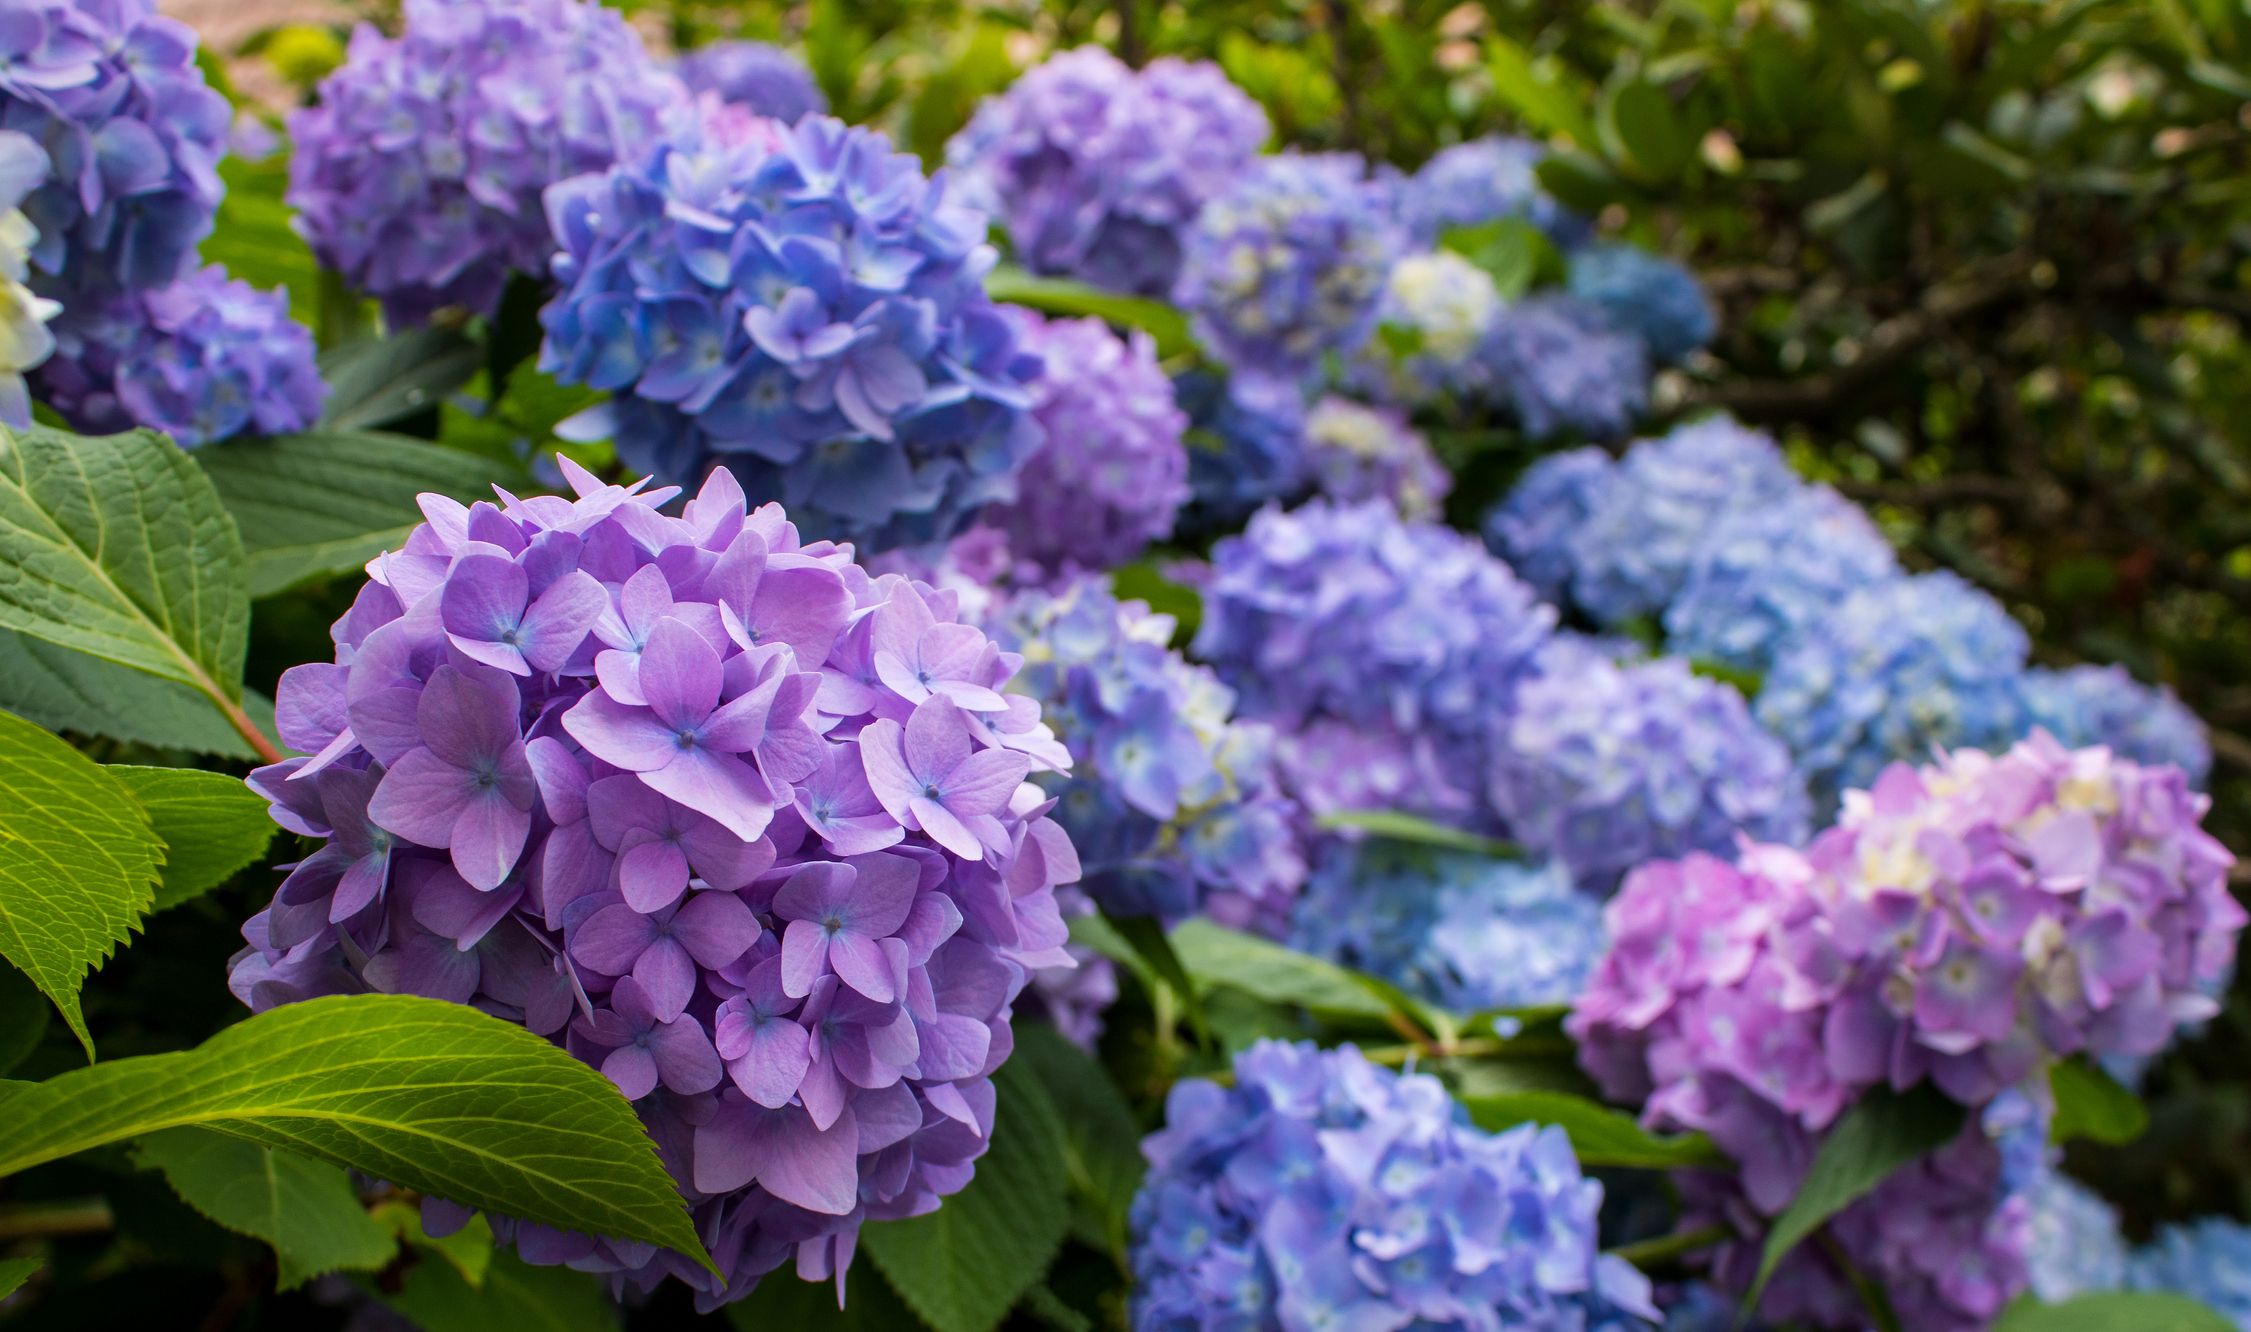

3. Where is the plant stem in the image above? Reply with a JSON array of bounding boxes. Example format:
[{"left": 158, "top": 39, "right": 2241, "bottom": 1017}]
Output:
[
  {"left": 1606, "top": 1223, "right": 1729, "bottom": 1271},
  {"left": 0, "top": 1198, "right": 114, "bottom": 1241}
]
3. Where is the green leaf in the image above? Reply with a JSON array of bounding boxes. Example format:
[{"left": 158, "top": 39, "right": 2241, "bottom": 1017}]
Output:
[
  {"left": 1012, "top": 1024, "right": 1144, "bottom": 1259},
  {"left": 1168, "top": 918, "right": 1390, "bottom": 1022},
  {"left": 1601, "top": 78, "right": 1692, "bottom": 183},
  {"left": 0, "top": 993, "right": 714, "bottom": 1275},
  {"left": 1993, "top": 1291, "right": 2235, "bottom": 1331},
  {"left": 1313, "top": 809, "right": 1522, "bottom": 860},
  {"left": 1751, "top": 1084, "right": 1964, "bottom": 1299},
  {"left": 109, "top": 767, "right": 275, "bottom": 910},
  {"left": 2049, "top": 1057, "right": 2149, "bottom": 1147},
  {"left": 1483, "top": 35, "right": 1598, "bottom": 146},
  {"left": 0, "top": 424, "right": 263, "bottom": 756},
  {"left": 1108, "top": 913, "right": 1211, "bottom": 1041},
  {"left": 1458, "top": 1090, "right": 1724, "bottom": 1169},
  {"left": 0, "top": 963, "right": 49, "bottom": 1076},
  {"left": 196, "top": 430, "right": 532, "bottom": 597},
  {"left": 0, "top": 708, "right": 162, "bottom": 1057},
  {"left": 983, "top": 268, "right": 1194, "bottom": 359},
  {"left": 381, "top": 1247, "right": 618, "bottom": 1332},
  {"left": 0, "top": 629, "right": 273, "bottom": 759},
  {"left": 723, "top": 1257, "right": 920, "bottom": 1329},
  {"left": 0, "top": 1256, "right": 38, "bottom": 1300},
  {"left": 318, "top": 329, "right": 483, "bottom": 432},
  {"left": 862, "top": 1060, "right": 1068, "bottom": 1332},
  {"left": 203, "top": 157, "right": 322, "bottom": 326},
  {"left": 135, "top": 1127, "right": 394, "bottom": 1288},
  {"left": 370, "top": 1195, "right": 495, "bottom": 1286},
  {"left": 1438, "top": 218, "right": 1564, "bottom": 301}
]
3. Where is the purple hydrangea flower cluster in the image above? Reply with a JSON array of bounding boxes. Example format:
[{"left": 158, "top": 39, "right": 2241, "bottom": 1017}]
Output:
[
  {"left": 1754, "top": 571, "right": 2032, "bottom": 814},
  {"left": 288, "top": 0, "right": 684, "bottom": 326},
  {"left": 1299, "top": 394, "right": 1450, "bottom": 520},
  {"left": 1566, "top": 243, "right": 1716, "bottom": 366},
  {"left": 1174, "top": 369, "right": 1309, "bottom": 531},
  {"left": 992, "top": 578, "right": 1303, "bottom": 933},
  {"left": 1175, "top": 152, "right": 1398, "bottom": 383},
  {"left": 0, "top": 0, "right": 228, "bottom": 299},
  {"left": 674, "top": 40, "right": 827, "bottom": 124},
  {"left": 540, "top": 112, "right": 1043, "bottom": 553},
  {"left": 1490, "top": 654, "right": 1810, "bottom": 897},
  {"left": 2019, "top": 664, "right": 2212, "bottom": 789},
  {"left": 1662, "top": 484, "right": 1902, "bottom": 673},
  {"left": 1481, "top": 445, "right": 1614, "bottom": 606},
  {"left": 1131, "top": 1040, "right": 1658, "bottom": 1330},
  {"left": 1193, "top": 500, "right": 1555, "bottom": 830},
  {"left": 979, "top": 311, "right": 1189, "bottom": 580},
  {"left": 946, "top": 48, "right": 1269, "bottom": 298},
  {"left": 1572, "top": 733, "right": 2241, "bottom": 1225},
  {"left": 1289, "top": 840, "right": 1605, "bottom": 1014},
  {"left": 1482, "top": 295, "right": 1652, "bottom": 441},
  {"left": 228, "top": 462, "right": 1083, "bottom": 1308},
  {"left": 37, "top": 264, "right": 324, "bottom": 447},
  {"left": 1397, "top": 135, "right": 1589, "bottom": 251}
]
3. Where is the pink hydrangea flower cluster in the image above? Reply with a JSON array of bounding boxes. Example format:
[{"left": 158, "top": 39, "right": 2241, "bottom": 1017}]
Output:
[{"left": 229, "top": 461, "right": 1081, "bottom": 1308}]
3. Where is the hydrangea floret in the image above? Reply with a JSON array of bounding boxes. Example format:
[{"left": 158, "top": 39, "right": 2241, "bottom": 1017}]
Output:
[
  {"left": 674, "top": 40, "right": 827, "bottom": 123},
  {"left": 946, "top": 48, "right": 1269, "bottom": 298},
  {"left": 288, "top": 0, "right": 684, "bottom": 325},
  {"left": 1482, "top": 294, "right": 1651, "bottom": 441},
  {"left": 979, "top": 311, "right": 1189, "bottom": 580},
  {"left": 1130, "top": 1040, "right": 1658, "bottom": 1329},
  {"left": 229, "top": 461, "right": 1082, "bottom": 1308},
  {"left": 540, "top": 112, "right": 1043, "bottom": 552}
]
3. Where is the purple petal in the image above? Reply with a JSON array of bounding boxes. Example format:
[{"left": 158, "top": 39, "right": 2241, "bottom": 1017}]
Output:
[
  {"left": 366, "top": 748, "right": 475, "bottom": 849},
  {"left": 638, "top": 618, "right": 723, "bottom": 731}
]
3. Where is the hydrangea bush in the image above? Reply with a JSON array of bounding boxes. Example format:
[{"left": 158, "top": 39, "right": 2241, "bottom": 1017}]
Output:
[
  {"left": 539, "top": 111, "right": 1043, "bottom": 552},
  {"left": 229, "top": 462, "right": 1083, "bottom": 1306}
]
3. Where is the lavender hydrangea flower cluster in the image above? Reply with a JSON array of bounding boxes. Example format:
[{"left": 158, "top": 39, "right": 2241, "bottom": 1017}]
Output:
[
  {"left": 38, "top": 264, "right": 324, "bottom": 447},
  {"left": 0, "top": 0, "right": 229, "bottom": 299},
  {"left": 1175, "top": 153, "right": 1397, "bottom": 383},
  {"left": 1482, "top": 295, "right": 1652, "bottom": 441},
  {"left": 1755, "top": 571, "right": 2032, "bottom": 813},
  {"left": 1131, "top": 1040, "right": 1658, "bottom": 1330},
  {"left": 946, "top": 48, "right": 1269, "bottom": 299},
  {"left": 1193, "top": 500, "right": 1554, "bottom": 829},
  {"left": 2019, "top": 664, "right": 2212, "bottom": 789},
  {"left": 1662, "top": 484, "right": 1902, "bottom": 673},
  {"left": 540, "top": 112, "right": 1043, "bottom": 553},
  {"left": 288, "top": 0, "right": 684, "bottom": 326},
  {"left": 1490, "top": 654, "right": 1810, "bottom": 897},
  {"left": 1289, "top": 841, "right": 1605, "bottom": 1013},
  {"left": 1397, "top": 135, "right": 1589, "bottom": 251},
  {"left": 674, "top": 40, "right": 827, "bottom": 123},
  {"left": 992, "top": 579, "right": 1302, "bottom": 933},
  {"left": 0, "top": 132, "right": 59, "bottom": 426},
  {"left": 228, "top": 462, "right": 1083, "bottom": 1308},
  {"left": 1174, "top": 369, "right": 1309, "bottom": 531},
  {"left": 1299, "top": 394, "right": 1449, "bottom": 520},
  {"left": 979, "top": 311, "right": 1189, "bottom": 580},
  {"left": 1571, "top": 735, "right": 2240, "bottom": 1322},
  {"left": 1566, "top": 243, "right": 1715, "bottom": 366}
]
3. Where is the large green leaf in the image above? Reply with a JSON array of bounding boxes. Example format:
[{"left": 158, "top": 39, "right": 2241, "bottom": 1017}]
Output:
[
  {"left": 0, "top": 425, "right": 267, "bottom": 759},
  {"left": 1314, "top": 809, "right": 1522, "bottom": 859},
  {"left": 1992, "top": 1291, "right": 2234, "bottom": 1331},
  {"left": 983, "top": 268, "right": 1195, "bottom": 359},
  {"left": 0, "top": 630, "right": 273, "bottom": 759},
  {"left": 0, "top": 993, "right": 714, "bottom": 1274},
  {"left": 196, "top": 430, "right": 531, "bottom": 597},
  {"left": 1013, "top": 1024, "right": 1145, "bottom": 1259},
  {"left": 1169, "top": 918, "right": 1406, "bottom": 1025},
  {"left": 1458, "top": 1090, "right": 1724, "bottom": 1169},
  {"left": 380, "top": 1248, "right": 619, "bottom": 1332},
  {"left": 1751, "top": 1084, "right": 1964, "bottom": 1298},
  {"left": 2049, "top": 1057, "right": 2149, "bottom": 1147},
  {"left": 135, "top": 1127, "right": 395, "bottom": 1288},
  {"left": 862, "top": 1060, "right": 1068, "bottom": 1332},
  {"left": 0, "top": 964, "right": 48, "bottom": 1076},
  {"left": 0, "top": 1256, "right": 37, "bottom": 1300},
  {"left": 318, "top": 329, "right": 483, "bottom": 433},
  {"left": 0, "top": 709, "right": 162, "bottom": 1057},
  {"left": 109, "top": 767, "right": 275, "bottom": 910}
]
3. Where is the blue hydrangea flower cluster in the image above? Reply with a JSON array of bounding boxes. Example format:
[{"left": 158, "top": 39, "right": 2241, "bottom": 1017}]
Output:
[
  {"left": 38, "top": 264, "right": 324, "bottom": 447},
  {"left": 1194, "top": 499, "right": 1555, "bottom": 829},
  {"left": 229, "top": 462, "right": 1083, "bottom": 1309},
  {"left": 979, "top": 310, "right": 1190, "bottom": 580},
  {"left": 1131, "top": 1040, "right": 1658, "bottom": 1330},
  {"left": 289, "top": 0, "right": 684, "bottom": 326},
  {"left": 1175, "top": 152, "right": 1398, "bottom": 383},
  {"left": 1173, "top": 369, "right": 1309, "bottom": 532},
  {"left": 1482, "top": 295, "right": 1652, "bottom": 441},
  {"left": 1755, "top": 571, "right": 2032, "bottom": 814},
  {"left": 2019, "top": 664, "right": 2212, "bottom": 788},
  {"left": 540, "top": 112, "right": 1044, "bottom": 553},
  {"left": 1663, "top": 483, "right": 1902, "bottom": 672},
  {"left": 1299, "top": 394, "right": 1450, "bottom": 520},
  {"left": 2129, "top": 1219, "right": 2251, "bottom": 1327},
  {"left": 0, "top": 0, "right": 229, "bottom": 299},
  {"left": 674, "top": 40, "right": 827, "bottom": 123},
  {"left": 1397, "top": 135, "right": 1589, "bottom": 251},
  {"left": 1565, "top": 243, "right": 1716, "bottom": 366},
  {"left": 1491, "top": 653, "right": 1810, "bottom": 896},
  {"left": 947, "top": 47, "right": 1269, "bottom": 298},
  {"left": 1289, "top": 840, "right": 1605, "bottom": 1013},
  {"left": 2020, "top": 1170, "right": 2129, "bottom": 1304},
  {"left": 1482, "top": 445, "right": 1614, "bottom": 606},
  {"left": 992, "top": 578, "right": 1303, "bottom": 933}
]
